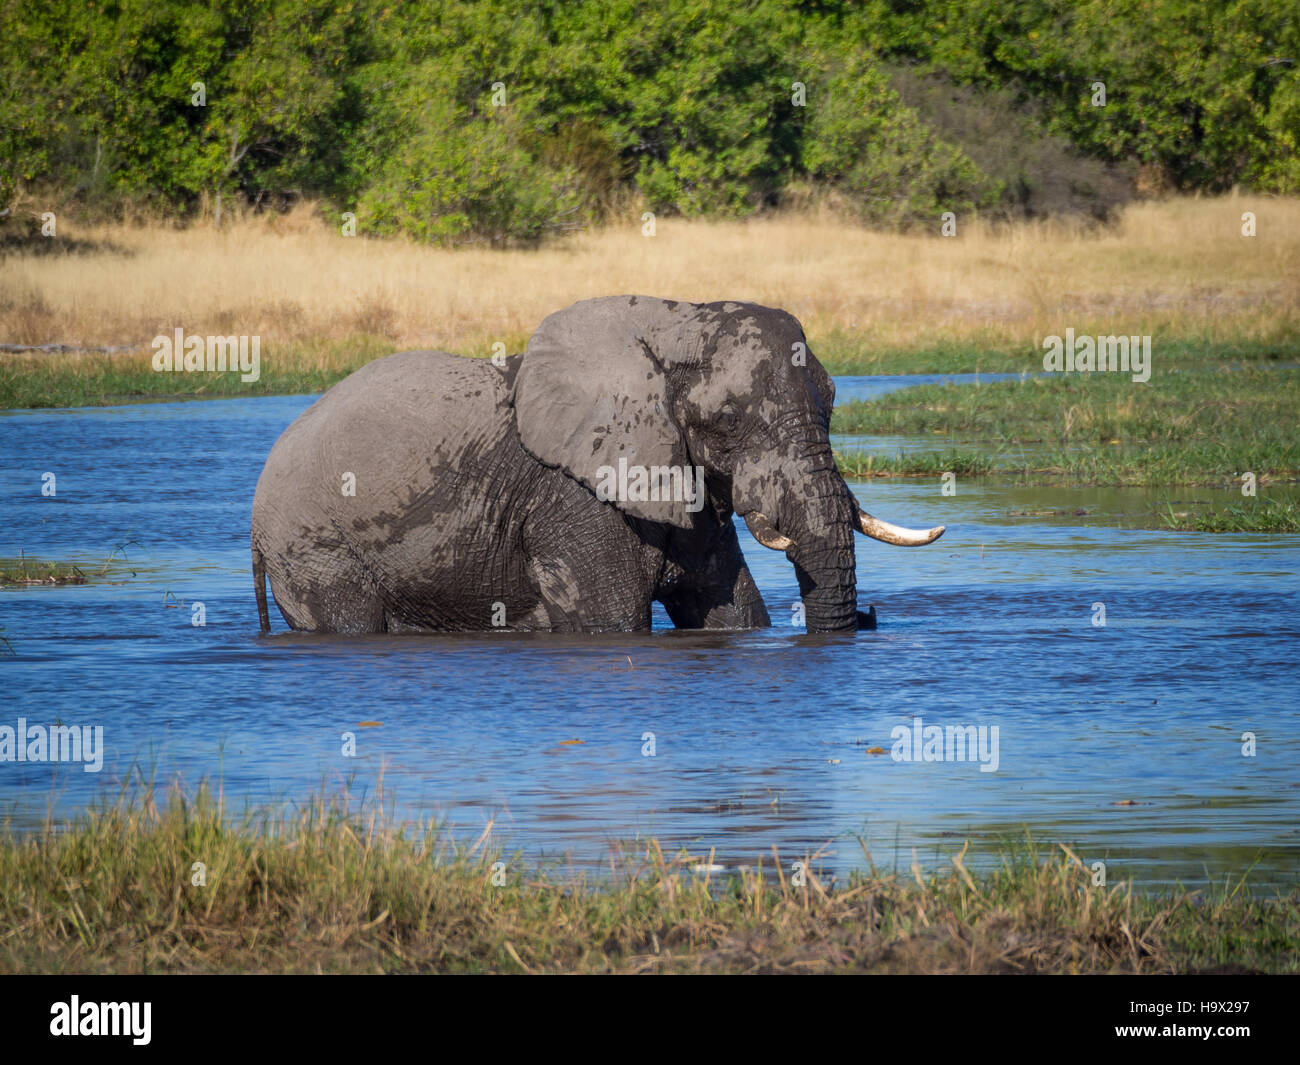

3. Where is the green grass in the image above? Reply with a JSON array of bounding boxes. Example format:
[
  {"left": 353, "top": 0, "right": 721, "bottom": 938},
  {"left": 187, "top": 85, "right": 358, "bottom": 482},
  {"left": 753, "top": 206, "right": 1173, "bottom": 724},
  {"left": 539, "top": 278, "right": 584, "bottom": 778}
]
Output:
[
  {"left": 0, "top": 335, "right": 396, "bottom": 409},
  {"left": 833, "top": 365, "right": 1300, "bottom": 489},
  {"left": 816, "top": 335, "right": 1299, "bottom": 376},
  {"left": 815, "top": 336, "right": 1030, "bottom": 375},
  {"left": 1, "top": 784, "right": 1295, "bottom": 974},
  {"left": 0, "top": 542, "right": 142, "bottom": 589},
  {"left": 1161, "top": 497, "right": 1300, "bottom": 533},
  {"left": 834, "top": 449, "right": 996, "bottom": 478},
  {"left": 2, "top": 334, "right": 1293, "bottom": 410},
  {"left": 0, "top": 556, "right": 87, "bottom": 586}
]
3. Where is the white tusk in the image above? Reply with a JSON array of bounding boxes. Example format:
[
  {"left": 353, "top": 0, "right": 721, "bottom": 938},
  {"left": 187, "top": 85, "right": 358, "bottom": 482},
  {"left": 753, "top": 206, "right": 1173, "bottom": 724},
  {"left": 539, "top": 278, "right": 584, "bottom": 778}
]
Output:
[
  {"left": 743, "top": 511, "right": 795, "bottom": 552},
  {"left": 856, "top": 506, "right": 945, "bottom": 546}
]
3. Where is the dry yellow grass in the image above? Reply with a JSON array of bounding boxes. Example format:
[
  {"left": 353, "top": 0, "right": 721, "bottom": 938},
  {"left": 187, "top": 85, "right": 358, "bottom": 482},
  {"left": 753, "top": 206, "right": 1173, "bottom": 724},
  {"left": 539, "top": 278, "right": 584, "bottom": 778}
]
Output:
[{"left": 2, "top": 194, "right": 1296, "bottom": 358}]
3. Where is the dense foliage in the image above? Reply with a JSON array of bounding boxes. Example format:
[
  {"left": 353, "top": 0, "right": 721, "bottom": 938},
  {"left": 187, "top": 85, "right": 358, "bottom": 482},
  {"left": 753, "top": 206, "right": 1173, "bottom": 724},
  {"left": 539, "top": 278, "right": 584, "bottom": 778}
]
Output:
[{"left": 2, "top": 0, "right": 1296, "bottom": 242}]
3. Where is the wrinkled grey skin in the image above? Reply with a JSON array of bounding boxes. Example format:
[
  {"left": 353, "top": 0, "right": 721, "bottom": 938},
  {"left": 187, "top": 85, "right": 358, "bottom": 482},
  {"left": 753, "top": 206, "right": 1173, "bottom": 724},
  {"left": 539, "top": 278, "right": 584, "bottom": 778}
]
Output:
[{"left": 252, "top": 296, "right": 925, "bottom": 634}]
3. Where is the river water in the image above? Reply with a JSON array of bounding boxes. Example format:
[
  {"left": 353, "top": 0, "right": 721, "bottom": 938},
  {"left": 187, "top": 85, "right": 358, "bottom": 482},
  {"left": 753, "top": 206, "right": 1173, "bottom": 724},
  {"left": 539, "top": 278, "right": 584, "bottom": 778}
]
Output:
[{"left": 2, "top": 377, "right": 1297, "bottom": 889}]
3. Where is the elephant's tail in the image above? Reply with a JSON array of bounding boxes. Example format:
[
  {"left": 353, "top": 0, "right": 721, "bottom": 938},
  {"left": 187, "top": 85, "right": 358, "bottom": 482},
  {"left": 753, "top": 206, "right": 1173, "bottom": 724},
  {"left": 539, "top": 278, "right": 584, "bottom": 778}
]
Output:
[{"left": 252, "top": 545, "right": 270, "bottom": 634}]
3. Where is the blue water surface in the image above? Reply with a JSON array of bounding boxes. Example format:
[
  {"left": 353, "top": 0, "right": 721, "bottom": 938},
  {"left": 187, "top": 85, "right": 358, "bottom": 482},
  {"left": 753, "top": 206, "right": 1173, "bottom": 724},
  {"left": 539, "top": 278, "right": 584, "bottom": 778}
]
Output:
[{"left": 1, "top": 377, "right": 1297, "bottom": 889}]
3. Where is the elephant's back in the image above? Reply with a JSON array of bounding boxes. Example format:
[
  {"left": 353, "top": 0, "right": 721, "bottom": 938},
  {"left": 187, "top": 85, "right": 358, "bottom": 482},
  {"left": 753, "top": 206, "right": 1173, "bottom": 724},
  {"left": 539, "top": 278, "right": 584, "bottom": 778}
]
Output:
[
  {"left": 292, "top": 349, "right": 505, "bottom": 435},
  {"left": 253, "top": 350, "right": 512, "bottom": 530}
]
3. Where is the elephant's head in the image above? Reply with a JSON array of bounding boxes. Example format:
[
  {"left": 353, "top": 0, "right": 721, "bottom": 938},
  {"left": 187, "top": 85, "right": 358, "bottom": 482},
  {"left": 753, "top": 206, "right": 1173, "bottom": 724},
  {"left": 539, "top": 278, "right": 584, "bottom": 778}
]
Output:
[{"left": 510, "top": 296, "right": 944, "bottom": 633}]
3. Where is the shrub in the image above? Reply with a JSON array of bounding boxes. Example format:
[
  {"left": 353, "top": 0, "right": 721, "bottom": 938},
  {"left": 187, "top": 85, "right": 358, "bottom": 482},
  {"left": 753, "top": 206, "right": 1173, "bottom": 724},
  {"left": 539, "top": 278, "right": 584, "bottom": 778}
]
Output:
[
  {"left": 885, "top": 66, "right": 1134, "bottom": 221},
  {"left": 355, "top": 95, "right": 583, "bottom": 247},
  {"left": 799, "top": 51, "right": 1001, "bottom": 227}
]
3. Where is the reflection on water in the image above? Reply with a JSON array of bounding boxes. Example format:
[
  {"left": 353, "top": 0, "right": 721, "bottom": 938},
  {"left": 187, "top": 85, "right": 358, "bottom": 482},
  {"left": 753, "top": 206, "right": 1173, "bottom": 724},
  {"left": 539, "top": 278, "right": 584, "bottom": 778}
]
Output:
[{"left": 1, "top": 379, "right": 1298, "bottom": 890}]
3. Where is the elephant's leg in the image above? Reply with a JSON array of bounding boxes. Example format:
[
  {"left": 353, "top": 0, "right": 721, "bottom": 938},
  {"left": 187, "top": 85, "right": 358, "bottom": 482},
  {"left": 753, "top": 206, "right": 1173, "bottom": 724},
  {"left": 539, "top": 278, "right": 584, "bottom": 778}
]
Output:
[
  {"left": 726, "top": 562, "right": 772, "bottom": 628},
  {"left": 522, "top": 491, "right": 658, "bottom": 632},
  {"left": 527, "top": 554, "right": 652, "bottom": 632},
  {"left": 262, "top": 524, "right": 388, "bottom": 633},
  {"left": 266, "top": 551, "right": 387, "bottom": 633},
  {"left": 527, "top": 524, "right": 659, "bottom": 631},
  {"left": 659, "top": 518, "right": 771, "bottom": 630}
]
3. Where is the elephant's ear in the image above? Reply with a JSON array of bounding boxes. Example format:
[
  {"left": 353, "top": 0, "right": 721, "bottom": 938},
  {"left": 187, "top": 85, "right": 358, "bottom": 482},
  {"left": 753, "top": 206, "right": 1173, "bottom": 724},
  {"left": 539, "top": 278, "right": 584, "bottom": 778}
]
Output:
[{"left": 511, "top": 297, "right": 697, "bottom": 529}]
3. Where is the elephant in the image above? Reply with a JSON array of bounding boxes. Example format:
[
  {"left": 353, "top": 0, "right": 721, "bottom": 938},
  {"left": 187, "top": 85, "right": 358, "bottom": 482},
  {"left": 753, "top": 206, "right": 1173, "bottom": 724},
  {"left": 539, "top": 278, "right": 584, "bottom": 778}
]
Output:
[{"left": 250, "top": 295, "right": 944, "bottom": 635}]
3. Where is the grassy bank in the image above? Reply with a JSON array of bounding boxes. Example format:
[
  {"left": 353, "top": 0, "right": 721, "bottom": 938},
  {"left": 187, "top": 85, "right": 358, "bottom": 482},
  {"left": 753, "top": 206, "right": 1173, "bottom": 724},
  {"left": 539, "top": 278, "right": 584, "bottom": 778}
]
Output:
[
  {"left": 834, "top": 365, "right": 1300, "bottom": 489},
  {"left": 4, "top": 335, "right": 1294, "bottom": 411},
  {"left": 1, "top": 786, "right": 1295, "bottom": 974},
  {"left": 824, "top": 335, "right": 1297, "bottom": 376},
  {"left": 0, "top": 336, "right": 1037, "bottom": 409},
  {"left": 0, "top": 336, "right": 396, "bottom": 409},
  {"left": 1, "top": 195, "right": 1296, "bottom": 409}
]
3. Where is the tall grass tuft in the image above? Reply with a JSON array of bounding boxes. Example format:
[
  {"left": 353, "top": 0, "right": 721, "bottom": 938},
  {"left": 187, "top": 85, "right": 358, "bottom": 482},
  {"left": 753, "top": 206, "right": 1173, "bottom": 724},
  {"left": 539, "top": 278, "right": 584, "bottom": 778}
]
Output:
[{"left": 1, "top": 783, "right": 1295, "bottom": 973}]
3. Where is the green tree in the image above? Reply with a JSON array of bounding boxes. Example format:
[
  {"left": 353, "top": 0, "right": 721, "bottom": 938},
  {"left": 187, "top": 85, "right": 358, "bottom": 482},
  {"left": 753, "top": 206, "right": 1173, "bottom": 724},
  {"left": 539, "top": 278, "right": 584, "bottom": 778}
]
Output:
[{"left": 799, "top": 47, "right": 1000, "bottom": 225}]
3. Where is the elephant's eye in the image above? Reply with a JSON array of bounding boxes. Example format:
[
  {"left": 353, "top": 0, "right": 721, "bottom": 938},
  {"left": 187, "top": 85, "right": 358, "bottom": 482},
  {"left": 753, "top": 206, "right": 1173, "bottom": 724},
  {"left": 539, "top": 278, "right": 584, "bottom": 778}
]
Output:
[{"left": 719, "top": 405, "right": 740, "bottom": 431}]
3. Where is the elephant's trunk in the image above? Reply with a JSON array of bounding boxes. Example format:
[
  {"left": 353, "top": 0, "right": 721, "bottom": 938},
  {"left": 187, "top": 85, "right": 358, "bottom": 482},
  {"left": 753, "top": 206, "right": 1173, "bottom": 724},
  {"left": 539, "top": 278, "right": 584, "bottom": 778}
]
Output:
[
  {"left": 742, "top": 502, "right": 857, "bottom": 632},
  {"left": 733, "top": 430, "right": 867, "bottom": 634},
  {"left": 791, "top": 485, "right": 859, "bottom": 634},
  {"left": 776, "top": 442, "right": 861, "bottom": 634}
]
